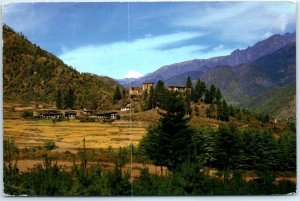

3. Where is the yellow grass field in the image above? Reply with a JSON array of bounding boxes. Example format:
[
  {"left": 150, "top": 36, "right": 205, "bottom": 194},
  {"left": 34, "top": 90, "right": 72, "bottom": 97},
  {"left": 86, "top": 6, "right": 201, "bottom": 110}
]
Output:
[{"left": 4, "top": 119, "right": 147, "bottom": 151}]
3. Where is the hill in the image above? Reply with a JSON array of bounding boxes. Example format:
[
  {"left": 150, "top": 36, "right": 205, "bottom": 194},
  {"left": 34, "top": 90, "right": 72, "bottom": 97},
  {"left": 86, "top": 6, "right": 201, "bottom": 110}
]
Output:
[
  {"left": 3, "top": 25, "right": 120, "bottom": 110},
  {"left": 118, "top": 32, "right": 295, "bottom": 87},
  {"left": 201, "top": 42, "right": 296, "bottom": 119},
  {"left": 252, "top": 82, "right": 296, "bottom": 120}
]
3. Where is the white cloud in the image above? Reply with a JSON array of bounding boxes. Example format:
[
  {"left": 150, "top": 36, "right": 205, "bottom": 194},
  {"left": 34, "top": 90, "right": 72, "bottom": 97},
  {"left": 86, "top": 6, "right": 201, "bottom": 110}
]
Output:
[
  {"left": 171, "top": 2, "right": 295, "bottom": 43},
  {"left": 213, "top": 44, "right": 225, "bottom": 51},
  {"left": 59, "top": 32, "right": 207, "bottom": 79},
  {"left": 126, "top": 70, "right": 143, "bottom": 78}
]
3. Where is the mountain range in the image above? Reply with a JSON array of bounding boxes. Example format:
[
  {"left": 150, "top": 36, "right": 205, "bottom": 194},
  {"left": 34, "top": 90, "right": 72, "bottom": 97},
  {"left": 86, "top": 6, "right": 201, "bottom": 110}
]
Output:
[
  {"left": 119, "top": 32, "right": 295, "bottom": 87},
  {"left": 118, "top": 32, "right": 296, "bottom": 120}
]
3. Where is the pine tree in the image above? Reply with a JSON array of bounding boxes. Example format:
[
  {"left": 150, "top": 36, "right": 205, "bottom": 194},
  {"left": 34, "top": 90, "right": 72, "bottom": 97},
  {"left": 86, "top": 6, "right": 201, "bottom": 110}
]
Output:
[
  {"left": 56, "top": 89, "right": 63, "bottom": 109},
  {"left": 215, "top": 88, "right": 222, "bottom": 104},
  {"left": 194, "top": 79, "right": 203, "bottom": 102},
  {"left": 153, "top": 80, "right": 166, "bottom": 108},
  {"left": 147, "top": 85, "right": 154, "bottom": 109},
  {"left": 217, "top": 100, "right": 229, "bottom": 121},
  {"left": 140, "top": 92, "right": 194, "bottom": 171},
  {"left": 113, "top": 86, "right": 122, "bottom": 104},
  {"left": 64, "top": 88, "right": 76, "bottom": 109},
  {"left": 185, "top": 76, "right": 192, "bottom": 115}
]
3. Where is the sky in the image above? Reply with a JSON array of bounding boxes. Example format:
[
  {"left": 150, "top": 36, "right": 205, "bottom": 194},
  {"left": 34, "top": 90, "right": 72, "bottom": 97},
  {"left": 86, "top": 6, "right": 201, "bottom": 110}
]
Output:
[{"left": 2, "top": 1, "right": 296, "bottom": 79}]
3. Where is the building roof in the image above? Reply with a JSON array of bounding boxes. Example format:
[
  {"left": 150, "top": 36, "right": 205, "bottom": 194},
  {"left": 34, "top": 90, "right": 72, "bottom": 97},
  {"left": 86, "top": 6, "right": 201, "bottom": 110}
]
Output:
[
  {"left": 168, "top": 86, "right": 186, "bottom": 88},
  {"left": 41, "top": 113, "right": 63, "bottom": 116},
  {"left": 130, "top": 87, "right": 142, "bottom": 90},
  {"left": 96, "top": 111, "right": 118, "bottom": 116},
  {"left": 65, "top": 111, "right": 77, "bottom": 115}
]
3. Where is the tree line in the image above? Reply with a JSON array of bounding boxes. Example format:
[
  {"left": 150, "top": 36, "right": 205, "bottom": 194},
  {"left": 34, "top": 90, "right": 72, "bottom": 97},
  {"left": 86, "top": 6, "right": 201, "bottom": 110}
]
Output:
[{"left": 139, "top": 92, "right": 296, "bottom": 172}]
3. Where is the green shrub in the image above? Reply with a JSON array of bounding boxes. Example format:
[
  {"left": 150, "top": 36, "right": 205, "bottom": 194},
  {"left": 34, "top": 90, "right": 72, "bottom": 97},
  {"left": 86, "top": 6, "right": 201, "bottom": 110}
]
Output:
[
  {"left": 22, "top": 111, "right": 33, "bottom": 118},
  {"left": 43, "top": 140, "right": 56, "bottom": 151}
]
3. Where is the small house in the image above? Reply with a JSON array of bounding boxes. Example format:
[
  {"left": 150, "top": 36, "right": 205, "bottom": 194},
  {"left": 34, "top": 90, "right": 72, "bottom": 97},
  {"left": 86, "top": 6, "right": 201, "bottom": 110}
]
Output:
[
  {"left": 40, "top": 110, "right": 63, "bottom": 119},
  {"left": 129, "top": 87, "right": 143, "bottom": 96},
  {"left": 65, "top": 111, "right": 77, "bottom": 119},
  {"left": 167, "top": 86, "right": 187, "bottom": 93},
  {"left": 142, "top": 82, "right": 154, "bottom": 92},
  {"left": 121, "top": 103, "right": 131, "bottom": 111},
  {"left": 96, "top": 111, "right": 120, "bottom": 120}
]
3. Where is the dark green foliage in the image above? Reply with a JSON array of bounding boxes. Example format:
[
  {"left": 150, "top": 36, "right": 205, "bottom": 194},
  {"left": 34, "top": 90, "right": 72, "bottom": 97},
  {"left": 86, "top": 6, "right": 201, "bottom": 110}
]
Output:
[
  {"left": 191, "top": 124, "right": 296, "bottom": 172},
  {"left": 192, "top": 125, "right": 217, "bottom": 166},
  {"left": 55, "top": 89, "right": 63, "bottom": 109},
  {"left": 185, "top": 76, "right": 192, "bottom": 115},
  {"left": 4, "top": 154, "right": 72, "bottom": 196},
  {"left": 3, "top": 139, "right": 20, "bottom": 195},
  {"left": 153, "top": 80, "right": 166, "bottom": 108},
  {"left": 213, "top": 124, "right": 239, "bottom": 170},
  {"left": 215, "top": 88, "right": 222, "bottom": 104},
  {"left": 106, "top": 167, "right": 131, "bottom": 195},
  {"left": 217, "top": 100, "right": 230, "bottom": 121},
  {"left": 185, "top": 76, "right": 192, "bottom": 88},
  {"left": 64, "top": 88, "right": 76, "bottom": 109},
  {"left": 204, "top": 84, "right": 217, "bottom": 104},
  {"left": 141, "top": 86, "right": 155, "bottom": 111},
  {"left": 147, "top": 85, "right": 155, "bottom": 110},
  {"left": 140, "top": 92, "right": 194, "bottom": 171},
  {"left": 21, "top": 157, "right": 72, "bottom": 195},
  {"left": 113, "top": 86, "right": 122, "bottom": 104},
  {"left": 193, "top": 79, "right": 206, "bottom": 102},
  {"left": 21, "top": 111, "right": 34, "bottom": 118},
  {"left": 43, "top": 140, "right": 56, "bottom": 151},
  {"left": 256, "top": 113, "right": 270, "bottom": 123},
  {"left": 133, "top": 168, "right": 157, "bottom": 195}
]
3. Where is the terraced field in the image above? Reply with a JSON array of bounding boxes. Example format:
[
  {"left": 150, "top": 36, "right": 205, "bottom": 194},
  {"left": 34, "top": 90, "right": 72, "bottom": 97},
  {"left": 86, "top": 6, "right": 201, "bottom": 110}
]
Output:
[{"left": 3, "top": 119, "right": 146, "bottom": 151}]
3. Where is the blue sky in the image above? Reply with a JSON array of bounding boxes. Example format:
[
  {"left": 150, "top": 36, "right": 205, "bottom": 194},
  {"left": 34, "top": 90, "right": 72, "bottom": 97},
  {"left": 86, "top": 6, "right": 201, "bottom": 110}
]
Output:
[{"left": 3, "top": 1, "right": 296, "bottom": 79}]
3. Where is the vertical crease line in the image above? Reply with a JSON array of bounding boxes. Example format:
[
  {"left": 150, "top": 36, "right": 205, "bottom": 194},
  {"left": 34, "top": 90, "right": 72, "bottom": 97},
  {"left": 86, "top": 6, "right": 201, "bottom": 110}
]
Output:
[{"left": 127, "top": 2, "right": 133, "bottom": 197}]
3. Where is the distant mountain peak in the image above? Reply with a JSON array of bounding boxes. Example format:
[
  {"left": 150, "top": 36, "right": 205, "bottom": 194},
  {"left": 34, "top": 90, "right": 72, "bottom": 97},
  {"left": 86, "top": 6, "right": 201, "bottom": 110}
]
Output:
[{"left": 118, "top": 32, "right": 295, "bottom": 87}]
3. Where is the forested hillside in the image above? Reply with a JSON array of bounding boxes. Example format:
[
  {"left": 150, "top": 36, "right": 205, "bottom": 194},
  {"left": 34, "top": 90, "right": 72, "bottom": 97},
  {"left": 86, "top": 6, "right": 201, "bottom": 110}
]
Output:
[
  {"left": 3, "top": 25, "right": 121, "bottom": 110},
  {"left": 202, "top": 42, "right": 296, "bottom": 120},
  {"left": 253, "top": 82, "right": 296, "bottom": 120}
]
